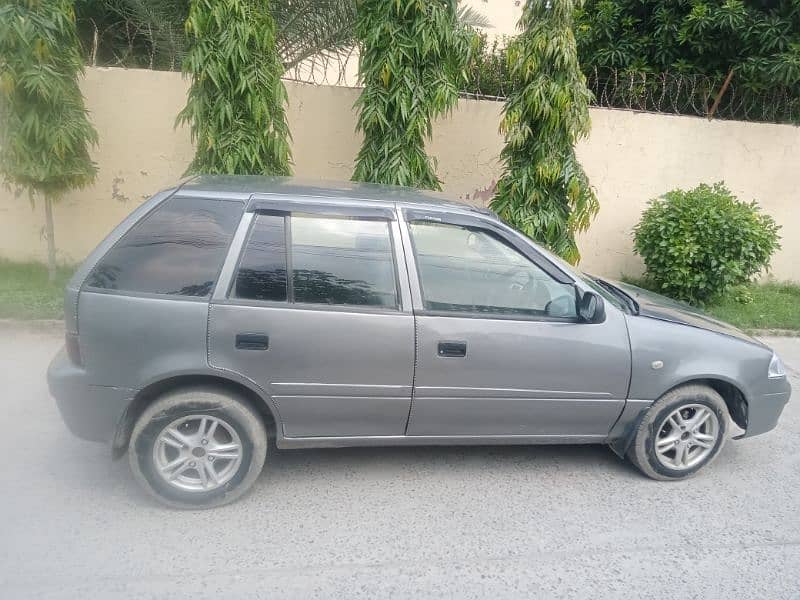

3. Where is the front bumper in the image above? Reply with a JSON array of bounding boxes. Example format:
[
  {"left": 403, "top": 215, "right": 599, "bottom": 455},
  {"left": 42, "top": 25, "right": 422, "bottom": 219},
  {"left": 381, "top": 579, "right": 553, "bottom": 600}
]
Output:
[
  {"left": 47, "top": 347, "right": 134, "bottom": 443},
  {"left": 743, "top": 377, "right": 792, "bottom": 438}
]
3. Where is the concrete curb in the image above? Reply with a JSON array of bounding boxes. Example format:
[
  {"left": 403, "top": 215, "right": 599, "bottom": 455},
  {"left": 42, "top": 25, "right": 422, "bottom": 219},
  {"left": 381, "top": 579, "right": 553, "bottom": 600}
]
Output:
[
  {"left": 748, "top": 328, "right": 800, "bottom": 338},
  {"left": 0, "top": 319, "right": 65, "bottom": 333}
]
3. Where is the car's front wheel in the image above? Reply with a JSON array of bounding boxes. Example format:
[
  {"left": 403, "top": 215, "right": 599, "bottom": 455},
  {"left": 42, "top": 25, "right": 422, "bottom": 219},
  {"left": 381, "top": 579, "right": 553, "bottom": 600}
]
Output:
[
  {"left": 129, "top": 387, "right": 267, "bottom": 509},
  {"left": 629, "top": 384, "right": 729, "bottom": 481}
]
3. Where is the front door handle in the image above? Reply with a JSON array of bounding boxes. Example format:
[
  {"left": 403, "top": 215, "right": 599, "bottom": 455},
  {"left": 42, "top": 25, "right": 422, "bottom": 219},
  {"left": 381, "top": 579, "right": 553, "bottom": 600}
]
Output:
[
  {"left": 235, "top": 333, "right": 269, "bottom": 351},
  {"left": 438, "top": 340, "right": 467, "bottom": 357}
]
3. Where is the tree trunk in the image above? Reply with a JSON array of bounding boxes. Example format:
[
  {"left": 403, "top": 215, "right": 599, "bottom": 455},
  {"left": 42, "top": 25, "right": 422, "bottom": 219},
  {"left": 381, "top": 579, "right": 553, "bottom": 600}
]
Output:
[
  {"left": 707, "top": 68, "right": 735, "bottom": 121},
  {"left": 44, "top": 195, "right": 57, "bottom": 283}
]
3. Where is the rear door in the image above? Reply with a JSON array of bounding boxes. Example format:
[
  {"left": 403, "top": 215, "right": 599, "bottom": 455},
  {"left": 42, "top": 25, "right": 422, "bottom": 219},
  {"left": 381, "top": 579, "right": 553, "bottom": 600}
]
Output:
[
  {"left": 208, "top": 200, "right": 415, "bottom": 438},
  {"left": 400, "top": 210, "right": 631, "bottom": 438}
]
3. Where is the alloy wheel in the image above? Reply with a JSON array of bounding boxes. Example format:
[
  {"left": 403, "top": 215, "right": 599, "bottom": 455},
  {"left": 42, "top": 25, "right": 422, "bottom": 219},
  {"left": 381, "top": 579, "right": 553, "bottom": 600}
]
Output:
[
  {"left": 152, "top": 415, "right": 243, "bottom": 492},
  {"left": 654, "top": 404, "right": 720, "bottom": 471}
]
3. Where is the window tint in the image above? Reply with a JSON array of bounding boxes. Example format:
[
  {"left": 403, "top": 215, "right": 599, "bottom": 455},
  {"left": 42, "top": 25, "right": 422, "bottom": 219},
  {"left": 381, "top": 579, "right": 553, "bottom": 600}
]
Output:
[
  {"left": 291, "top": 216, "right": 397, "bottom": 308},
  {"left": 234, "top": 214, "right": 288, "bottom": 302},
  {"left": 409, "top": 222, "right": 577, "bottom": 318},
  {"left": 86, "top": 197, "right": 242, "bottom": 297}
]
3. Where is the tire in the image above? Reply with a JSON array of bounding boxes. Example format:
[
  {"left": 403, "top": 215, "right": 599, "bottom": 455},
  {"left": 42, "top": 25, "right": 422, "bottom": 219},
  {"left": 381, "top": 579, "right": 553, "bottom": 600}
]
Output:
[
  {"left": 629, "top": 384, "right": 729, "bottom": 481},
  {"left": 129, "top": 387, "right": 267, "bottom": 509}
]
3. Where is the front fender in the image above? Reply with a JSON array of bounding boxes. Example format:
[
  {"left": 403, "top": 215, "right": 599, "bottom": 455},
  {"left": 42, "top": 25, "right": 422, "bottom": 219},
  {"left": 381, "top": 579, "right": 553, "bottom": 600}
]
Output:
[{"left": 625, "top": 316, "right": 772, "bottom": 406}]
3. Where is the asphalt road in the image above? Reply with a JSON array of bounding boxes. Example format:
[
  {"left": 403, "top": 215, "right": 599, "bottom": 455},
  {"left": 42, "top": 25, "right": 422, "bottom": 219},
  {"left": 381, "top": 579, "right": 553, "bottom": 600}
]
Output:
[{"left": 1, "top": 324, "right": 799, "bottom": 600}]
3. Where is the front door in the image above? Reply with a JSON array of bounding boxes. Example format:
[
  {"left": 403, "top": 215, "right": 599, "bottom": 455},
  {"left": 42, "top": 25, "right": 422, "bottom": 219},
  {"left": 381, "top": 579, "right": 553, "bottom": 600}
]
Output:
[
  {"left": 209, "top": 205, "right": 415, "bottom": 438},
  {"left": 402, "top": 213, "right": 631, "bottom": 438}
]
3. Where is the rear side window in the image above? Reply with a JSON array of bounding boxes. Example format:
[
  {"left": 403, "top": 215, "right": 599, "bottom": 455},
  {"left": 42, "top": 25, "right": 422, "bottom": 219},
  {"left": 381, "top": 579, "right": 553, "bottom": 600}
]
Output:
[
  {"left": 234, "top": 213, "right": 398, "bottom": 309},
  {"left": 292, "top": 215, "right": 397, "bottom": 307},
  {"left": 85, "top": 197, "right": 243, "bottom": 297},
  {"left": 233, "top": 214, "right": 287, "bottom": 301}
]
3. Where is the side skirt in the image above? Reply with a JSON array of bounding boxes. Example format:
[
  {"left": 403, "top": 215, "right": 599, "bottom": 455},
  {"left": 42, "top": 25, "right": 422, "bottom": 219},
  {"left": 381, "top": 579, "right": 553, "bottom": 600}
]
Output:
[{"left": 277, "top": 434, "right": 607, "bottom": 450}]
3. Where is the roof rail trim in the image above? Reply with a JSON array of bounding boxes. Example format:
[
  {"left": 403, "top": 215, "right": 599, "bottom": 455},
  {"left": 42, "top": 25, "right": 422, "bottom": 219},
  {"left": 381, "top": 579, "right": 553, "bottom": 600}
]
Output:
[{"left": 247, "top": 196, "right": 396, "bottom": 220}]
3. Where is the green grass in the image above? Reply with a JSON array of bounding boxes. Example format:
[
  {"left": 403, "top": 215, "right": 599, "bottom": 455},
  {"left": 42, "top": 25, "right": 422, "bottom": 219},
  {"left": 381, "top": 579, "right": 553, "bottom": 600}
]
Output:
[
  {"left": 623, "top": 276, "right": 800, "bottom": 332},
  {"left": 0, "top": 260, "right": 74, "bottom": 319},
  {"left": 704, "top": 283, "right": 800, "bottom": 331}
]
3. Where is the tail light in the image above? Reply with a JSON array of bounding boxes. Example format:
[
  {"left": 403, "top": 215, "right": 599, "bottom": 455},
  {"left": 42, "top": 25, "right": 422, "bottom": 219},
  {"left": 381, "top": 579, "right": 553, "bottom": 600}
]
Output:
[{"left": 65, "top": 332, "right": 82, "bottom": 366}]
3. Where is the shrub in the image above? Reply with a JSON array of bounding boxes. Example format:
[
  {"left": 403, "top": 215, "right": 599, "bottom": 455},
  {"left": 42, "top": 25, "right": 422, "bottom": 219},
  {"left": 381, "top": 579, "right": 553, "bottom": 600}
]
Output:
[{"left": 633, "top": 183, "right": 780, "bottom": 305}]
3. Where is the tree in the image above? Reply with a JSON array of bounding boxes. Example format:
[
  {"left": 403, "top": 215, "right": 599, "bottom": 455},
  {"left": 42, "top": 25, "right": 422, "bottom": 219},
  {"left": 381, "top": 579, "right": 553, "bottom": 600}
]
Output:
[
  {"left": 574, "top": 0, "right": 800, "bottom": 94},
  {"left": 352, "top": 0, "right": 472, "bottom": 190},
  {"left": 490, "top": 0, "right": 598, "bottom": 264},
  {"left": 0, "top": 0, "right": 98, "bottom": 281},
  {"left": 177, "top": 0, "right": 291, "bottom": 176}
]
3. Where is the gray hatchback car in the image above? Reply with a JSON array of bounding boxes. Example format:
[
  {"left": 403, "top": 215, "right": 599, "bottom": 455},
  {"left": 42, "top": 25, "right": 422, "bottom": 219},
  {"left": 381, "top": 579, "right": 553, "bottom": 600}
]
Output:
[{"left": 49, "top": 176, "right": 791, "bottom": 508}]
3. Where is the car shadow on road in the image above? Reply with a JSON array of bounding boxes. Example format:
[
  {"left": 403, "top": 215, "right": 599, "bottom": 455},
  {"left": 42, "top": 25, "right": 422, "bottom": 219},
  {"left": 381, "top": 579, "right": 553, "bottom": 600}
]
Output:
[
  {"left": 260, "top": 443, "right": 641, "bottom": 482},
  {"left": 41, "top": 434, "right": 643, "bottom": 510}
]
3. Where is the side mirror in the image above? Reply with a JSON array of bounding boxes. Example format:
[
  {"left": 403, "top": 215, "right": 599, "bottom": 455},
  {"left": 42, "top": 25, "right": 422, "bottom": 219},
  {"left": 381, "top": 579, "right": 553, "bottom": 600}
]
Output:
[{"left": 578, "top": 291, "right": 606, "bottom": 323}]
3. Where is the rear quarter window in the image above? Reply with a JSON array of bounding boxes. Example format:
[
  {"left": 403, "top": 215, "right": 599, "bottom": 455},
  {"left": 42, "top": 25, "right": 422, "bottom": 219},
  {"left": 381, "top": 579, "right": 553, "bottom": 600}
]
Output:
[{"left": 85, "top": 196, "right": 243, "bottom": 297}]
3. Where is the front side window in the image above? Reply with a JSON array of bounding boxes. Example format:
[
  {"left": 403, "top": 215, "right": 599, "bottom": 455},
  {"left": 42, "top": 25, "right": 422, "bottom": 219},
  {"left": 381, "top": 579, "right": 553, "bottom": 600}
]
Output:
[
  {"left": 85, "top": 197, "right": 242, "bottom": 297},
  {"left": 409, "top": 221, "right": 577, "bottom": 318},
  {"left": 234, "top": 213, "right": 398, "bottom": 309}
]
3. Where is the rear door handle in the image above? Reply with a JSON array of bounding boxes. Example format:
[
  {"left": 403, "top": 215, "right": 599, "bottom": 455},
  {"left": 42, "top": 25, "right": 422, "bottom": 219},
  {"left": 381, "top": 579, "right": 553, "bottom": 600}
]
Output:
[
  {"left": 235, "top": 333, "right": 269, "bottom": 351},
  {"left": 438, "top": 340, "right": 467, "bottom": 357}
]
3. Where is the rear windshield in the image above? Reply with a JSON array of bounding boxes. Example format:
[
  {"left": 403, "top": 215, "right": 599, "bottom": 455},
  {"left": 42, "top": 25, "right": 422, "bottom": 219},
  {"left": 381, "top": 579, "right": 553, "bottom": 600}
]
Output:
[{"left": 85, "top": 196, "right": 242, "bottom": 297}]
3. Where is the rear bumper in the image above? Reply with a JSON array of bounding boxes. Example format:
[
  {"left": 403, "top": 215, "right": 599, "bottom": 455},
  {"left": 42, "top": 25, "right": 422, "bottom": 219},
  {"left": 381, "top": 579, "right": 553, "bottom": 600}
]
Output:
[
  {"left": 47, "top": 347, "right": 134, "bottom": 444},
  {"left": 743, "top": 378, "right": 791, "bottom": 438}
]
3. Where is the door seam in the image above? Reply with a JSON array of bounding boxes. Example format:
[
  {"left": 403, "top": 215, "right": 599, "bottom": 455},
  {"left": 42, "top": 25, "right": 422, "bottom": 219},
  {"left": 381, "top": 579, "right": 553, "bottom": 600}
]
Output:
[
  {"left": 395, "top": 202, "right": 419, "bottom": 435},
  {"left": 403, "top": 315, "right": 419, "bottom": 435}
]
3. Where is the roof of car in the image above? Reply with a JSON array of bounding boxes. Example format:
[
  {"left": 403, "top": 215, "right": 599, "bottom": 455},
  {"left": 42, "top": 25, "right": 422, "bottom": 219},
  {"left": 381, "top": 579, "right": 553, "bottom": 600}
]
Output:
[{"left": 175, "top": 175, "right": 484, "bottom": 213}]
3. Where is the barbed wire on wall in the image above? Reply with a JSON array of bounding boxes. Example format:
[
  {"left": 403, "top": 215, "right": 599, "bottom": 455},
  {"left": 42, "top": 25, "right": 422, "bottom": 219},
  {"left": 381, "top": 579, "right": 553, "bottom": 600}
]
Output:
[
  {"left": 584, "top": 68, "right": 800, "bottom": 125},
  {"left": 283, "top": 48, "right": 361, "bottom": 88},
  {"left": 460, "top": 67, "right": 800, "bottom": 125},
  {"left": 75, "top": 22, "right": 799, "bottom": 126},
  {"left": 78, "top": 17, "right": 184, "bottom": 71}
]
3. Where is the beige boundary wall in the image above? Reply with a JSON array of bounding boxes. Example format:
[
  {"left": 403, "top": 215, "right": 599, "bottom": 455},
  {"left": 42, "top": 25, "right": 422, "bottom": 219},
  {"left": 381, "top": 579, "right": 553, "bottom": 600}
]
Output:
[{"left": 1, "top": 67, "right": 798, "bottom": 281}]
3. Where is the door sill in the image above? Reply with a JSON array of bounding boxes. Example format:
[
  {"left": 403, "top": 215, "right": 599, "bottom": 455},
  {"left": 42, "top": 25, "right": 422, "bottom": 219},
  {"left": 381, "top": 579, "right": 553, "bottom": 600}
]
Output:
[{"left": 277, "top": 434, "right": 607, "bottom": 450}]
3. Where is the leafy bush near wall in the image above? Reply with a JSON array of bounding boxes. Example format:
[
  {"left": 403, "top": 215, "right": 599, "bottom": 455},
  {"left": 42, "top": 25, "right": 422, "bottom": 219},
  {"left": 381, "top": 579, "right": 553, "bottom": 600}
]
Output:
[
  {"left": 490, "top": 0, "right": 598, "bottom": 265},
  {"left": 177, "top": 0, "right": 291, "bottom": 176},
  {"left": 0, "top": 0, "right": 98, "bottom": 282},
  {"left": 352, "top": 0, "right": 471, "bottom": 190},
  {"left": 633, "top": 183, "right": 780, "bottom": 305}
]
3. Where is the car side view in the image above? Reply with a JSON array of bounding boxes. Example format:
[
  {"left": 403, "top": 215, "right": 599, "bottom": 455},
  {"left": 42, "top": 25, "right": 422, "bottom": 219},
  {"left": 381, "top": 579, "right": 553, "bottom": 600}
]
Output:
[{"left": 48, "top": 176, "right": 791, "bottom": 508}]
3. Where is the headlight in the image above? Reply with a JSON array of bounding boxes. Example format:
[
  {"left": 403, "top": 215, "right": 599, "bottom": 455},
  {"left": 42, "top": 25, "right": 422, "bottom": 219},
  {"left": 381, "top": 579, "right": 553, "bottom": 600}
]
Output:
[{"left": 768, "top": 352, "right": 786, "bottom": 379}]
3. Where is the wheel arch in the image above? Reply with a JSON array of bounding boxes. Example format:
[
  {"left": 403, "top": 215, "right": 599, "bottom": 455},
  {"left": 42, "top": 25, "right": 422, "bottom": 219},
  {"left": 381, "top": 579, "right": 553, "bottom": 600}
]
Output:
[
  {"left": 609, "top": 376, "right": 748, "bottom": 458},
  {"left": 666, "top": 377, "right": 748, "bottom": 432},
  {"left": 112, "top": 372, "right": 280, "bottom": 459}
]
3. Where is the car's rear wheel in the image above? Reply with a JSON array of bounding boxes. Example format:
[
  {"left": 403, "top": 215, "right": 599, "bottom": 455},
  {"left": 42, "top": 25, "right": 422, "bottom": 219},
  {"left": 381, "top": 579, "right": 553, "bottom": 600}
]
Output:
[
  {"left": 629, "top": 384, "right": 729, "bottom": 481},
  {"left": 129, "top": 387, "right": 267, "bottom": 509}
]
